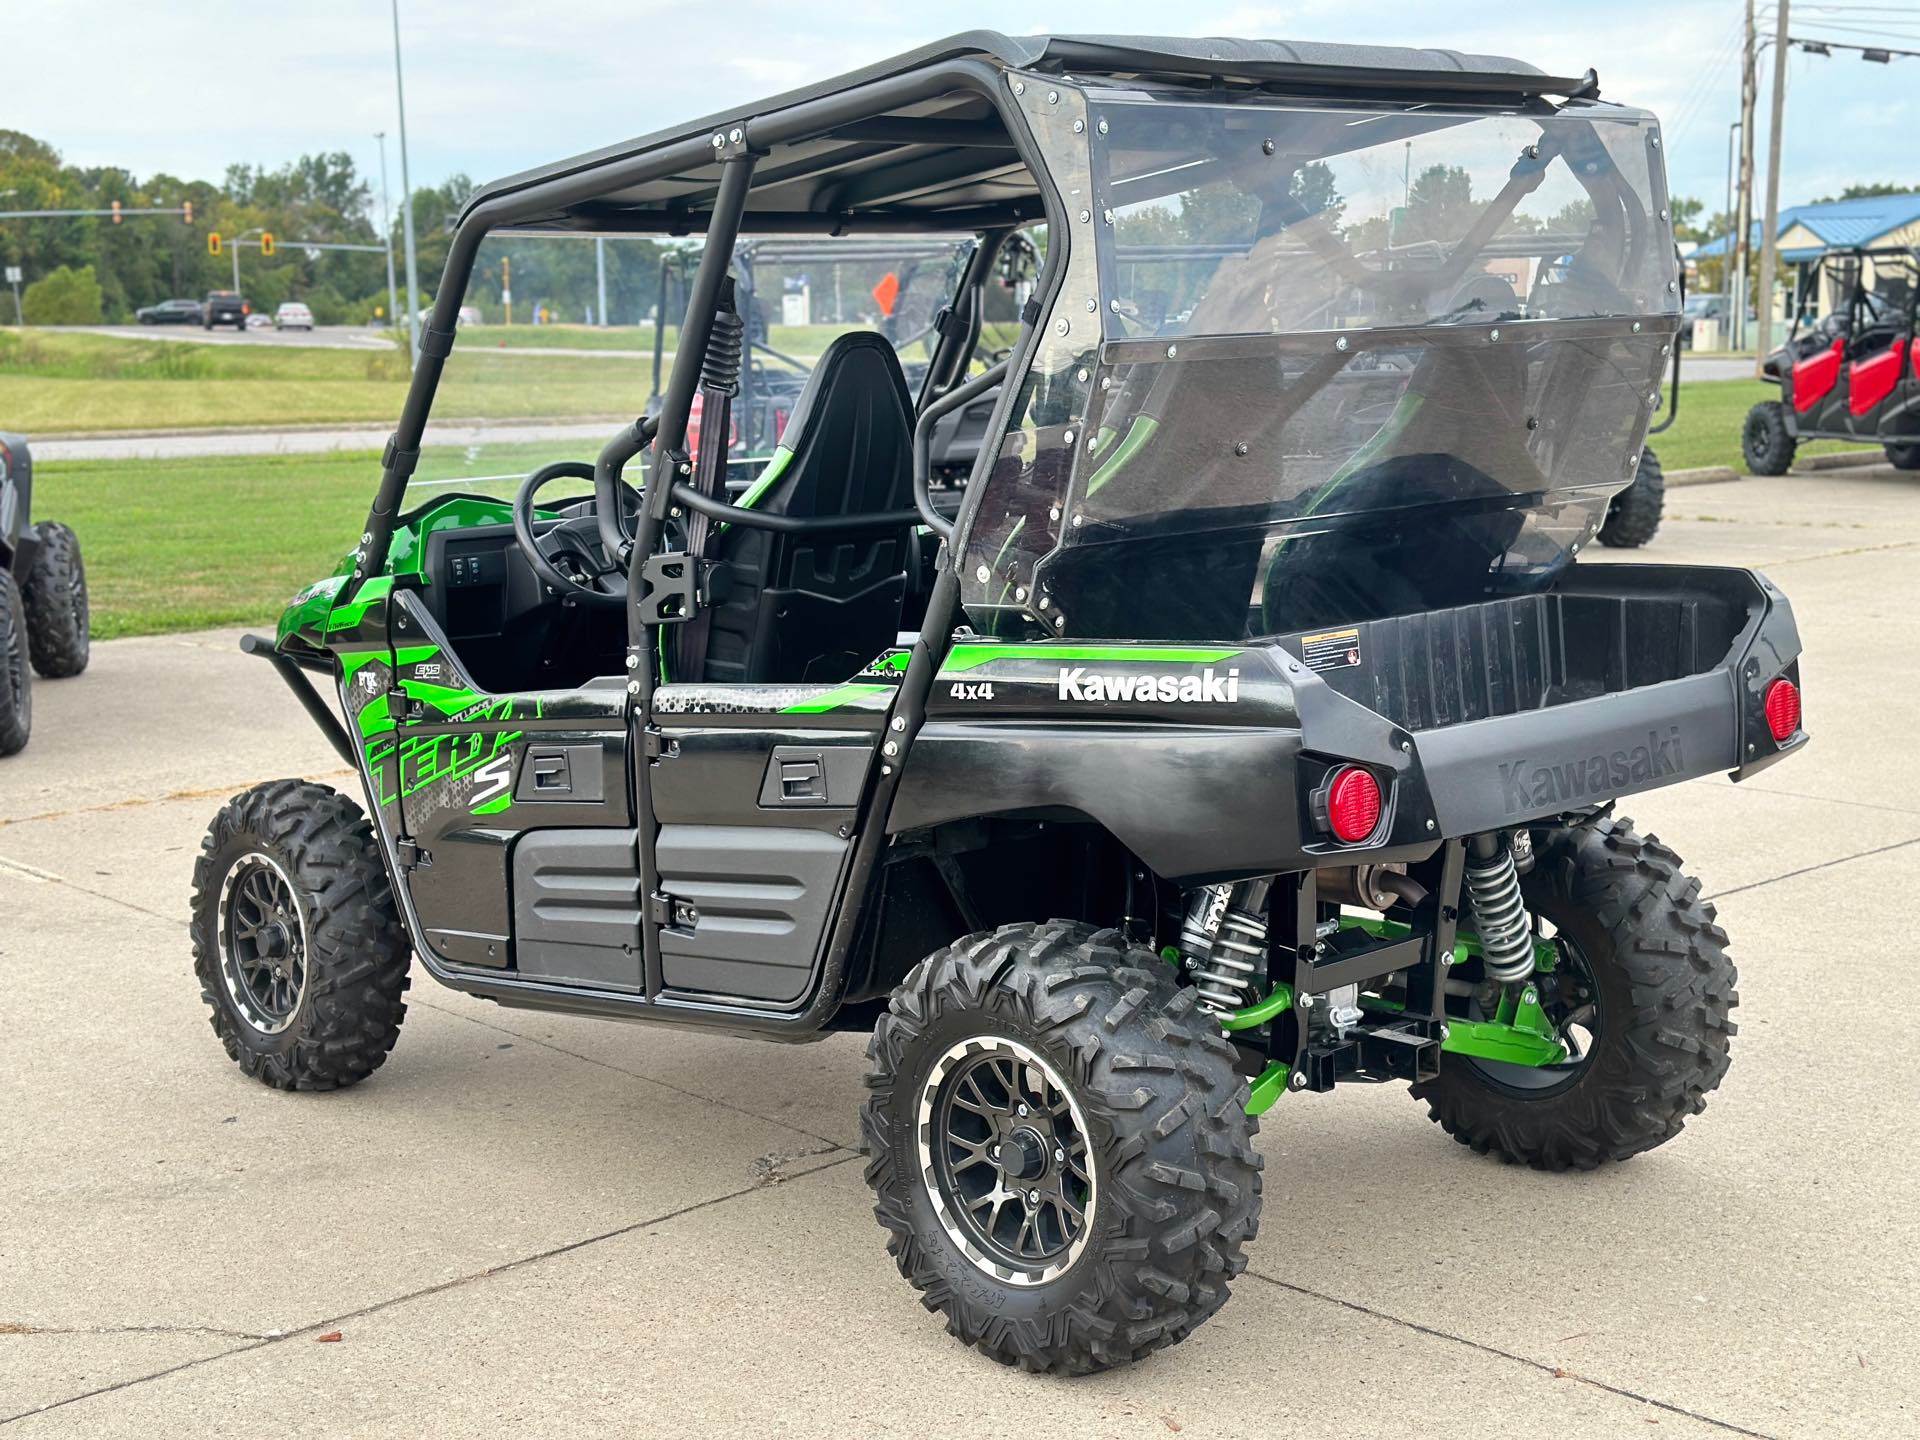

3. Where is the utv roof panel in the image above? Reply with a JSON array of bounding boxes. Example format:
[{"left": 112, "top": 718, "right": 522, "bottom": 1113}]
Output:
[{"left": 462, "top": 31, "right": 1592, "bottom": 236}]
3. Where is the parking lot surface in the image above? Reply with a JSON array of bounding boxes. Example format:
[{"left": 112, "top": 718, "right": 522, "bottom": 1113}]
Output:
[{"left": 3, "top": 468, "right": 1916, "bottom": 1438}]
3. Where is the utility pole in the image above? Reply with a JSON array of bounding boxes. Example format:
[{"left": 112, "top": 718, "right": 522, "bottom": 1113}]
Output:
[
  {"left": 596, "top": 236, "right": 608, "bottom": 326},
  {"left": 391, "top": 0, "right": 421, "bottom": 366},
  {"left": 374, "top": 131, "right": 400, "bottom": 330},
  {"left": 1732, "top": 0, "right": 1758, "bottom": 351},
  {"left": 1755, "top": 0, "right": 1792, "bottom": 376},
  {"left": 1724, "top": 120, "right": 1741, "bottom": 327},
  {"left": 502, "top": 255, "right": 512, "bottom": 325}
]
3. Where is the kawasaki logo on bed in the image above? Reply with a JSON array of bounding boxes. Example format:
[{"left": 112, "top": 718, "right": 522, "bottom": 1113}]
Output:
[
  {"left": 1500, "top": 727, "right": 1684, "bottom": 813},
  {"left": 1057, "top": 667, "right": 1240, "bottom": 704}
]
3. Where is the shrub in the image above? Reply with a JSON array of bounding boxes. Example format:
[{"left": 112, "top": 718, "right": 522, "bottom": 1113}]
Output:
[{"left": 21, "top": 264, "right": 106, "bottom": 325}]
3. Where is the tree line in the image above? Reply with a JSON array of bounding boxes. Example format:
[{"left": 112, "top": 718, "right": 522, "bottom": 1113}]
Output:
[{"left": 0, "top": 130, "right": 680, "bottom": 327}]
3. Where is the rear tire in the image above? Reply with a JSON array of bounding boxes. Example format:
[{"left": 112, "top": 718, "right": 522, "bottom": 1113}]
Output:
[
  {"left": 864, "top": 921, "right": 1262, "bottom": 1374},
  {"left": 1884, "top": 442, "right": 1920, "bottom": 471},
  {"left": 1411, "top": 815, "right": 1736, "bottom": 1171},
  {"left": 1743, "top": 400, "right": 1797, "bottom": 475},
  {"left": 1597, "top": 447, "right": 1664, "bottom": 548},
  {"left": 0, "top": 572, "right": 31, "bottom": 757},
  {"left": 22, "top": 521, "right": 90, "bottom": 678},
  {"left": 190, "top": 780, "right": 410, "bottom": 1090}
]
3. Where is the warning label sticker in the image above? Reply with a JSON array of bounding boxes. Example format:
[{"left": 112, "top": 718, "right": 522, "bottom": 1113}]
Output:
[{"left": 1299, "top": 626, "right": 1363, "bottom": 673}]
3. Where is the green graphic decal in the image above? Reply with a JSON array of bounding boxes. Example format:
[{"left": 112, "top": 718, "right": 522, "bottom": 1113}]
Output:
[
  {"left": 779, "top": 683, "right": 894, "bottom": 714},
  {"left": 941, "top": 643, "right": 1243, "bottom": 673},
  {"left": 365, "top": 698, "right": 533, "bottom": 810}
]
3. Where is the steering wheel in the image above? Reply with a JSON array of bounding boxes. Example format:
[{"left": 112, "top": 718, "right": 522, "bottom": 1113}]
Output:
[{"left": 512, "top": 460, "right": 630, "bottom": 608}]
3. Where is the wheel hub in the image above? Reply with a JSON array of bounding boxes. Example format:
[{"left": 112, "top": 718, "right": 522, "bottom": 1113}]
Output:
[
  {"left": 217, "top": 853, "right": 309, "bottom": 1036},
  {"left": 915, "top": 1035, "right": 1096, "bottom": 1287}
]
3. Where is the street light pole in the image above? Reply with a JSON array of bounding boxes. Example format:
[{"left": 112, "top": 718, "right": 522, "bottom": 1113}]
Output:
[
  {"left": 1755, "top": 0, "right": 1793, "bottom": 375},
  {"left": 374, "top": 131, "right": 400, "bottom": 331},
  {"left": 391, "top": 0, "right": 421, "bottom": 366},
  {"left": 596, "top": 235, "right": 608, "bottom": 327}
]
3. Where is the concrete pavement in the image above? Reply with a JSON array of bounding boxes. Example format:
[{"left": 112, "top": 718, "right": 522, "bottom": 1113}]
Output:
[{"left": 3, "top": 471, "right": 1918, "bottom": 1436}]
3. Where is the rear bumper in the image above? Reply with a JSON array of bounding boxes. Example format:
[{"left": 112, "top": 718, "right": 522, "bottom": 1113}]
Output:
[{"left": 1302, "top": 564, "right": 1804, "bottom": 838}]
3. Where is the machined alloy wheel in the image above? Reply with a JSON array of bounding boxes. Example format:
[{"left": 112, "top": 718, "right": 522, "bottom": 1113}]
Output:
[
  {"left": 217, "top": 852, "right": 309, "bottom": 1034},
  {"left": 865, "top": 922, "right": 1262, "bottom": 1374},
  {"left": 917, "top": 1035, "right": 1095, "bottom": 1287}
]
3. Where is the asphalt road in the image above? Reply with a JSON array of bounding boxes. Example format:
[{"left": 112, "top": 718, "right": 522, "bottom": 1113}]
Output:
[
  {"left": 64, "top": 323, "right": 394, "bottom": 351},
  {"left": 3, "top": 469, "right": 1917, "bottom": 1437}
]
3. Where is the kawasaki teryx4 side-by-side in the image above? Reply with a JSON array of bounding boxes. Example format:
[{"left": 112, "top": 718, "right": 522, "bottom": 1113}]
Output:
[
  {"left": 0, "top": 429, "right": 92, "bottom": 756},
  {"left": 1744, "top": 245, "right": 1920, "bottom": 474},
  {"left": 191, "top": 33, "right": 1806, "bottom": 1374}
]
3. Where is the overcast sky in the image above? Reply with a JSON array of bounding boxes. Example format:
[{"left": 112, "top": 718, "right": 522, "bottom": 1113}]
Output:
[{"left": 10, "top": 1, "right": 1918, "bottom": 220}]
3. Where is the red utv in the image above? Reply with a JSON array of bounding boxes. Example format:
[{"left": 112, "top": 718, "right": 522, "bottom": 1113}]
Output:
[{"left": 1744, "top": 246, "right": 1920, "bottom": 474}]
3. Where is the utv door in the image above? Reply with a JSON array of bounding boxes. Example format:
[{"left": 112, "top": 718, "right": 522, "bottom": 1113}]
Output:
[
  {"left": 385, "top": 590, "right": 640, "bottom": 989},
  {"left": 644, "top": 673, "right": 893, "bottom": 1005}
]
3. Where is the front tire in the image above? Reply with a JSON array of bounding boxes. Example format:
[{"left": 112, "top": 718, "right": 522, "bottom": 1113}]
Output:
[
  {"left": 864, "top": 922, "right": 1262, "bottom": 1375},
  {"left": 190, "top": 780, "right": 410, "bottom": 1090},
  {"left": 22, "top": 521, "right": 89, "bottom": 678},
  {"left": 1884, "top": 442, "right": 1920, "bottom": 471},
  {"left": 1597, "top": 447, "right": 1664, "bottom": 548},
  {"left": 0, "top": 572, "right": 31, "bottom": 756},
  {"left": 1411, "top": 815, "right": 1736, "bottom": 1171},
  {"left": 1743, "top": 400, "right": 1797, "bottom": 475}
]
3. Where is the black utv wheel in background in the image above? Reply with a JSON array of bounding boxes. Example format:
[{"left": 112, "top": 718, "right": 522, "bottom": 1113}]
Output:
[
  {"left": 190, "top": 780, "right": 411, "bottom": 1091},
  {"left": 22, "top": 521, "right": 90, "bottom": 678},
  {"left": 864, "top": 922, "right": 1262, "bottom": 1375},
  {"left": 1597, "top": 447, "right": 1664, "bottom": 548},
  {"left": 1743, "top": 400, "right": 1797, "bottom": 475},
  {"left": 0, "top": 572, "right": 31, "bottom": 757},
  {"left": 1885, "top": 441, "right": 1920, "bottom": 471},
  {"left": 1411, "top": 815, "right": 1736, "bottom": 1172}
]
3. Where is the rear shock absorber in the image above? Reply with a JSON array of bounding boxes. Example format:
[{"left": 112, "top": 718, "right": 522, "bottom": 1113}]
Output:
[
  {"left": 1463, "top": 833, "right": 1536, "bottom": 984},
  {"left": 1181, "top": 877, "right": 1273, "bottom": 1013}
]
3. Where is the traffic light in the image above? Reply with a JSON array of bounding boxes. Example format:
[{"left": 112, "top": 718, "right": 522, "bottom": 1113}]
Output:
[
  {"left": 182, "top": 200, "right": 193, "bottom": 225},
  {"left": 111, "top": 200, "right": 122, "bottom": 225},
  {"left": 208, "top": 232, "right": 222, "bottom": 256},
  {"left": 260, "top": 233, "right": 276, "bottom": 258}
]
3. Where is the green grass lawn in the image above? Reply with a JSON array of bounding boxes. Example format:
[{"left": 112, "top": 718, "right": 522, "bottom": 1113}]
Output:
[
  {"left": 1647, "top": 377, "right": 1854, "bottom": 473},
  {"left": 0, "top": 329, "right": 653, "bottom": 433}
]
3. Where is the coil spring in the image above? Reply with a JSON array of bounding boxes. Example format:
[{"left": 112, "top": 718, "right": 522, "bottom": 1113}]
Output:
[
  {"left": 1464, "top": 840, "right": 1536, "bottom": 984},
  {"left": 1183, "top": 885, "right": 1268, "bottom": 1013},
  {"left": 701, "top": 305, "right": 743, "bottom": 396}
]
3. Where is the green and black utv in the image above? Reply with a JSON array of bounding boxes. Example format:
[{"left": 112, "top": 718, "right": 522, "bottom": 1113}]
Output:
[{"left": 191, "top": 33, "right": 1807, "bottom": 1374}]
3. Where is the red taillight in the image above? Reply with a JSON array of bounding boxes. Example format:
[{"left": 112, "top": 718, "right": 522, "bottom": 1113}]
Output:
[
  {"left": 1764, "top": 679, "right": 1800, "bottom": 741},
  {"left": 1326, "top": 766, "right": 1382, "bottom": 843}
]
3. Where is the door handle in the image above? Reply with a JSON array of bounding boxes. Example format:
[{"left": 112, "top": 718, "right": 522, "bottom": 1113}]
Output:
[
  {"left": 779, "top": 758, "right": 826, "bottom": 803},
  {"left": 530, "top": 750, "right": 572, "bottom": 793}
]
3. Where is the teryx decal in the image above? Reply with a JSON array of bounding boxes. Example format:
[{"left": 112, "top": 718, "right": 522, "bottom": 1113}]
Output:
[
  {"left": 1057, "top": 667, "right": 1240, "bottom": 703},
  {"left": 1499, "top": 727, "right": 1683, "bottom": 812}
]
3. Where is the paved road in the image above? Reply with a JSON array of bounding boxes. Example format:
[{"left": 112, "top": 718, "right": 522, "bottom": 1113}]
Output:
[
  {"left": 3, "top": 470, "right": 1918, "bottom": 1436},
  {"left": 31, "top": 420, "right": 621, "bottom": 464},
  {"left": 1683, "top": 354, "right": 1765, "bottom": 383},
  {"left": 65, "top": 323, "right": 394, "bottom": 352}
]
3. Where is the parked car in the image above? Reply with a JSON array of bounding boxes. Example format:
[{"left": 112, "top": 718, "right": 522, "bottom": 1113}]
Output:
[
  {"left": 135, "top": 298, "right": 203, "bottom": 326},
  {"left": 273, "top": 301, "right": 314, "bottom": 331},
  {"left": 1677, "top": 294, "right": 1726, "bottom": 349},
  {"left": 202, "top": 291, "right": 249, "bottom": 330}
]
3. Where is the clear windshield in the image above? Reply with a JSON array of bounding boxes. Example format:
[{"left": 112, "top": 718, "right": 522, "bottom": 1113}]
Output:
[{"left": 960, "top": 87, "right": 1677, "bottom": 643}]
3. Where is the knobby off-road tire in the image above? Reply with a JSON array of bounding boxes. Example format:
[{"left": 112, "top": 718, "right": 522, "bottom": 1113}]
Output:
[
  {"left": 1884, "top": 441, "right": 1920, "bottom": 471},
  {"left": 1412, "top": 815, "right": 1736, "bottom": 1172},
  {"left": 190, "top": 780, "right": 410, "bottom": 1090},
  {"left": 864, "top": 921, "right": 1262, "bottom": 1375},
  {"left": 1743, "top": 400, "right": 1797, "bottom": 476},
  {"left": 22, "top": 521, "right": 90, "bottom": 678},
  {"left": 1597, "top": 447, "right": 1665, "bottom": 548},
  {"left": 0, "top": 571, "right": 30, "bottom": 757}
]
